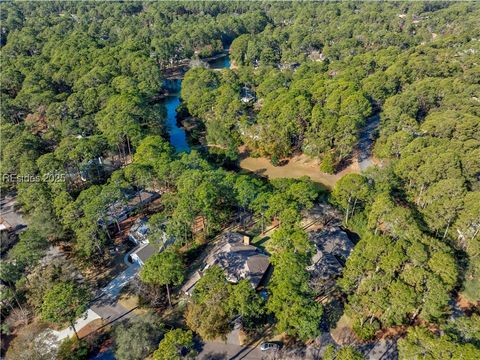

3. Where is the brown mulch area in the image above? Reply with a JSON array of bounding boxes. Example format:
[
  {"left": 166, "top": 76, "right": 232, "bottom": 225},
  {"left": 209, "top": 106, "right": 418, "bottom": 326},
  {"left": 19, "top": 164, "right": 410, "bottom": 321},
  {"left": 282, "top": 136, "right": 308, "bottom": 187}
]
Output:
[
  {"left": 78, "top": 319, "right": 105, "bottom": 339},
  {"left": 457, "top": 294, "right": 480, "bottom": 313},
  {"left": 376, "top": 325, "right": 408, "bottom": 339}
]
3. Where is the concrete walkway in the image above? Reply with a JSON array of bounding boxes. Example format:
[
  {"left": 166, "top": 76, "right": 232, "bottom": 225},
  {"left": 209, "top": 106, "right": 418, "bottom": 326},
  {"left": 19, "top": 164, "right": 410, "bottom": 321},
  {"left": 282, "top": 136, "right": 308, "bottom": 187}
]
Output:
[{"left": 51, "top": 309, "right": 101, "bottom": 340}]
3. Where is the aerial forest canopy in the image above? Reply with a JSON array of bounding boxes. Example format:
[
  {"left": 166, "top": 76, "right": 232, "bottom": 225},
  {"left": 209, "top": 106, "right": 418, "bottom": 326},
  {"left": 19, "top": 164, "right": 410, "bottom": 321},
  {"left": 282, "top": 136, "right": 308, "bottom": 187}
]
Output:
[
  {"left": 1, "top": 1, "right": 480, "bottom": 358},
  {"left": 181, "top": 3, "right": 479, "bottom": 165}
]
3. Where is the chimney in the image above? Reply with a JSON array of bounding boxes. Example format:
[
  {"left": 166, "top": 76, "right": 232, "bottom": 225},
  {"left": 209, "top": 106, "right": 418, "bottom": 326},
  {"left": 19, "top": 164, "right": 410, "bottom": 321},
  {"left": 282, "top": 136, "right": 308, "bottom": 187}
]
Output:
[{"left": 243, "top": 235, "right": 250, "bottom": 245}]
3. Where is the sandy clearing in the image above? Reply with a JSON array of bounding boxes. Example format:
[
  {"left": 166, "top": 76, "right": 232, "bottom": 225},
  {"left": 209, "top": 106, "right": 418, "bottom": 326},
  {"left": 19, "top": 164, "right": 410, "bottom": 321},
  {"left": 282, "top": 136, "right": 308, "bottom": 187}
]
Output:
[
  {"left": 239, "top": 152, "right": 359, "bottom": 189},
  {"left": 237, "top": 114, "right": 381, "bottom": 189}
]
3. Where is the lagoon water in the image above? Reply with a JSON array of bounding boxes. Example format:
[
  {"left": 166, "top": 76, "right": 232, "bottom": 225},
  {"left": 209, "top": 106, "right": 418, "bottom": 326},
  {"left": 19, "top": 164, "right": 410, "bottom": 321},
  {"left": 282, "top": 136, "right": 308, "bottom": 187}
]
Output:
[
  {"left": 162, "top": 54, "right": 230, "bottom": 153},
  {"left": 163, "top": 94, "right": 190, "bottom": 153},
  {"left": 209, "top": 55, "right": 231, "bottom": 69}
]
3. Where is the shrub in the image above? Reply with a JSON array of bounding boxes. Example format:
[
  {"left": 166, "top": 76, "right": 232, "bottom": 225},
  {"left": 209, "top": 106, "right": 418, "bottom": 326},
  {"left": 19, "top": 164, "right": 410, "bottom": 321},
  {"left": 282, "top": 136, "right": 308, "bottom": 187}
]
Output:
[
  {"left": 320, "top": 152, "right": 336, "bottom": 174},
  {"left": 58, "top": 337, "right": 90, "bottom": 360}
]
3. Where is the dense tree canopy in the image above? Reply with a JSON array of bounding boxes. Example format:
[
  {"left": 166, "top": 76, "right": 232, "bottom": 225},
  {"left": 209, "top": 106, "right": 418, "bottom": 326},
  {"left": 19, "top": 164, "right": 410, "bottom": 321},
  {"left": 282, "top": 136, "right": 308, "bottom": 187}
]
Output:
[
  {"left": 113, "top": 313, "right": 163, "bottom": 360},
  {"left": 41, "top": 281, "right": 89, "bottom": 338},
  {"left": 140, "top": 250, "right": 185, "bottom": 306},
  {"left": 398, "top": 324, "right": 480, "bottom": 360},
  {"left": 1, "top": 1, "right": 479, "bottom": 355},
  {"left": 185, "top": 266, "right": 265, "bottom": 340}
]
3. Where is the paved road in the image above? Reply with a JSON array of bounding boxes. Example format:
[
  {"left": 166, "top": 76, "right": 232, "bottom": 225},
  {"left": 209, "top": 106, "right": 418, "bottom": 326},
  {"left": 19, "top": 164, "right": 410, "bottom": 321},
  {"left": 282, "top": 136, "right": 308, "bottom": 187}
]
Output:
[
  {"left": 359, "top": 339, "right": 398, "bottom": 360},
  {"left": 90, "top": 298, "right": 132, "bottom": 323},
  {"left": 197, "top": 341, "right": 264, "bottom": 360},
  {"left": 98, "top": 262, "right": 140, "bottom": 300},
  {"left": 356, "top": 114, "right": 380, "bottom": 171}
]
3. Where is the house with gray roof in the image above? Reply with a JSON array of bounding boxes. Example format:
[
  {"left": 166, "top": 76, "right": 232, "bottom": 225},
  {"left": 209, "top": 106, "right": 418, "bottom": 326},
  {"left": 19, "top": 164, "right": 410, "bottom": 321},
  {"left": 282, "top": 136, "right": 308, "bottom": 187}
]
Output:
[
  {"left": 182, "top": 232, "right": 270, "bottom": 295},
  {"left": 130, "top": 243, "right": 157, "bottom": 266},
  {"left": 307, "top": 226, "right": 355, "bottom": 293}
]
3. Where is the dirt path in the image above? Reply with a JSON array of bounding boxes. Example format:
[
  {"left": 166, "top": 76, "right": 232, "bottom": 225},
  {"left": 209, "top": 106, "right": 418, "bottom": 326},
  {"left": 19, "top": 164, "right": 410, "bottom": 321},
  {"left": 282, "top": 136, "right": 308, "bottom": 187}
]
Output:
[{"left": 239, "top": 153, "right": 359, "bottom": 189}]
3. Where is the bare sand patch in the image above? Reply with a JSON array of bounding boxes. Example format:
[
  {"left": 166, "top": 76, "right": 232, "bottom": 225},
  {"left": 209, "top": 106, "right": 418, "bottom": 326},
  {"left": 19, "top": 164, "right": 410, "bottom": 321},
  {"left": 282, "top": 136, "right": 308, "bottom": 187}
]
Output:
[
  {"left": 239, "top": 152, "right": 358, "bottom": 189},
  {"left": 330, "top": 314, "right": 358, "bottom": 345}
]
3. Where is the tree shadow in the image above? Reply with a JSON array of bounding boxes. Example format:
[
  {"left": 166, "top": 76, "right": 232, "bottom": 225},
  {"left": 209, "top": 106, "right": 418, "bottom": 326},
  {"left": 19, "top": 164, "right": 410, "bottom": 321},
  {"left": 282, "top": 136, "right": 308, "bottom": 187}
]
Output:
[{"left": 198, "top": 352, "right": 228, "bottom": 360}]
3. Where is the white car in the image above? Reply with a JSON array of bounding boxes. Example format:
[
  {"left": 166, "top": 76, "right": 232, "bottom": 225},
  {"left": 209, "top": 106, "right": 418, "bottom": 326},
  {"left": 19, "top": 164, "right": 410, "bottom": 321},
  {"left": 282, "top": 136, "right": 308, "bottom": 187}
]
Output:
[{"left": 260, "top": 342, "right": 280, "bottom": 351}]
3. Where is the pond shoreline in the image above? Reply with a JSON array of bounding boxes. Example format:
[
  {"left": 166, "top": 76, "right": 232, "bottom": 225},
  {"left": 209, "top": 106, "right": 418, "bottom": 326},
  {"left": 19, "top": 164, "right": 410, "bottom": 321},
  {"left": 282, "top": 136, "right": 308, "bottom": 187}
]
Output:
[
  {"left": 160, "top": 52, "right": 231, "bottom": 153},
  {"left": 162, "top": 53, "right": 380, "bottom": 188}
]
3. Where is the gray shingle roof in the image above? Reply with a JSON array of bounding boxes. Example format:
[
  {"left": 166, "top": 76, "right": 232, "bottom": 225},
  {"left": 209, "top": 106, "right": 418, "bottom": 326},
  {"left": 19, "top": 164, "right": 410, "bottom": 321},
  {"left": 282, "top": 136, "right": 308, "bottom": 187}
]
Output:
[
  {"left": 133, "top": 243, "right": 156, "bottom": 263},
  {"left": 183, "top": 232, "right": 270, "bottom": 294},
  {"left": 308, "top": 227, "right": 354, "bottom": 286}
]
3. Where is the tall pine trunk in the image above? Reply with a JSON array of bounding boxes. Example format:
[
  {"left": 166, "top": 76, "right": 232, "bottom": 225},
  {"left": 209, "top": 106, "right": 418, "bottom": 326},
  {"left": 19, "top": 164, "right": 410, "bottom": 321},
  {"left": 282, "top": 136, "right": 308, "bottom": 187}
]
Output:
[{"left": 166, "top": 284, "right": 172, "bottom": 307}]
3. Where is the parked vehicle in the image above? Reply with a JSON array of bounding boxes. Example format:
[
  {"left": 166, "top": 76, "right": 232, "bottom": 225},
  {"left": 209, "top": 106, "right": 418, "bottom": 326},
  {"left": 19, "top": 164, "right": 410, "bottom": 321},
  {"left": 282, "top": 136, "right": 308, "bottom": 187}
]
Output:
[{"left": 260, "top": 342, "right": 280, "bottom": 351}]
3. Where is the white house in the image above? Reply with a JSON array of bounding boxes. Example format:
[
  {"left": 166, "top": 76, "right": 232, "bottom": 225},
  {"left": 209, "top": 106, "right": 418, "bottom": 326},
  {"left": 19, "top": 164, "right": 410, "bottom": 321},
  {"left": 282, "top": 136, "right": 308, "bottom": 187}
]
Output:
[
  {"left": 127, "top": 216, "right": 174, "bottom": 266},
  {"left": 128, "top": 217, "right": 150, "bottom": 245},
  {"left": 130, "top": 243, "right": 157, "bottom": 266}
]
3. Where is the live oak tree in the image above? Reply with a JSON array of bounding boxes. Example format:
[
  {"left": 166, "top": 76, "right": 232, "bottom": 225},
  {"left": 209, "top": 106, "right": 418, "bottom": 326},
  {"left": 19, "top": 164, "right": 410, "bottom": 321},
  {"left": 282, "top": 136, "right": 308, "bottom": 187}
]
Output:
[
  {"left": 113, "top": 313, "right": 163, "bottom": 360},
  {"left": 41, "top": 281, "right": 89, "bottom": 339},
  {"left": 227, "top": 279, "right": 265, "bottom": 328},
  {"left": 263, "top": 177, "right": 319, "bottom": 223},
  {"left": 185, "top": 266, "right": 266, "bottom": 340},
  {"left": 152, "top": 329, "right": 196, "bottom": 360},
  {"left": 233, "top": 175, "right": 267, "bottom": 214},
  {"left": 185, "top": 266, "right": 231, "bottom": 340},
  {"left": 167, "top": 168, "right": 237, "bottom": 241},
  {"left": 267, "top": 223, "right": 312, "bottom": 256},
  {"left": 265, "top": 220, "right": 321, "bottom": 341},
  {"left": 140, "top": 251, "right": 184, "bottom": 307},
  {"left": 267, "top": 250, "right": 322, "bottom": 341}
]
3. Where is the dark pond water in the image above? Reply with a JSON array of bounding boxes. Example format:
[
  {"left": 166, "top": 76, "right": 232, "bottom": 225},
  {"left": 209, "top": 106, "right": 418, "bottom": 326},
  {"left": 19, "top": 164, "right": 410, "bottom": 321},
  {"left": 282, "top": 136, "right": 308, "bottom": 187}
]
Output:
[
  {"left": 163, "top": 95, "right": 190, "bottom": 153},
  {"left": 161, "top": 54, "right": 230, "bottom": 153},
  {"left": 209, "top": 54, "right": 231, "bottom": 69}
]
